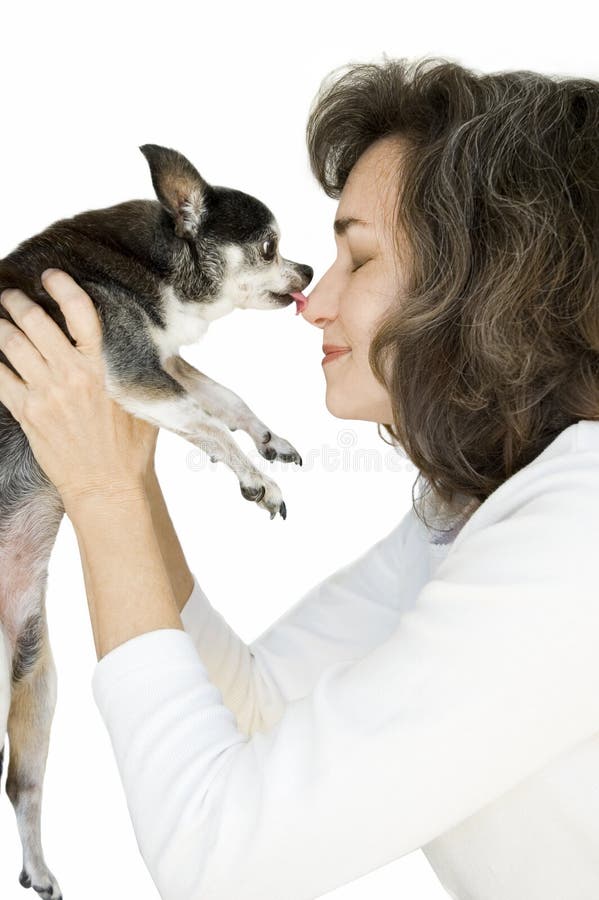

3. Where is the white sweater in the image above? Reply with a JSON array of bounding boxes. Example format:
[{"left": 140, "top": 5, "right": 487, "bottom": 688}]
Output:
[{"left": 92, "top": 419, "right": 599, "bottom": 900}]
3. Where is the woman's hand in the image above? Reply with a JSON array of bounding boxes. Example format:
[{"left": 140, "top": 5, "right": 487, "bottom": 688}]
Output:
[{"left": 0, "top": 269, "right": 159, "bottom": 514}]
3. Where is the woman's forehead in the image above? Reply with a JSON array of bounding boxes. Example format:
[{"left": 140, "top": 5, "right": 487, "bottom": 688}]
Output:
[
  {"left": 337, "top": 181, "right": 397, "bottom": 244},
  {"left": 339, "top": 138, "right": 403, "bottom": 227}
]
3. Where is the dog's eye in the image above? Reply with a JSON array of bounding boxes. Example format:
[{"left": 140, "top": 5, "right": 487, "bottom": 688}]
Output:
[{"left": 261, "top": 238, "right": 277, "bottom": 261}]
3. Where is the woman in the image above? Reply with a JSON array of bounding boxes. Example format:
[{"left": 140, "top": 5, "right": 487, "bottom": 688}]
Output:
[{"left": 0, "top": 56, "right": 598, "bottom": 900}]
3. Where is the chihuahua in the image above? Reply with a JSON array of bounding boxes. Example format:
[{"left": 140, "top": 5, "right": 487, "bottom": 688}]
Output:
[{"left": 0, "top": 143, "right": 312, "bottom": 899}]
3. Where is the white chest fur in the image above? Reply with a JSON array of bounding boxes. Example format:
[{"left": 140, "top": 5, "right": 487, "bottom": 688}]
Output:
[{"left": 149, "top": 283, "right": 231, "bottom": 361}]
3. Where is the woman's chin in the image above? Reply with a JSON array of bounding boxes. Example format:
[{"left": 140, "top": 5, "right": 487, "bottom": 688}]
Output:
[
  {"left": 326, "top": 403, "right": 353, "bottom": 419},
  {"left": 324, "top": 387, "right": 390, "bottom": 423},
  {"left": 325, "top": 390, "right": 360, "bottom": 420}
]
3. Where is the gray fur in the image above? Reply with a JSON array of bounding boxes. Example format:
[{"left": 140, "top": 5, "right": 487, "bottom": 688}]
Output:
[{"left": 11, "top": 614, "right": 44, "bottom": 684}]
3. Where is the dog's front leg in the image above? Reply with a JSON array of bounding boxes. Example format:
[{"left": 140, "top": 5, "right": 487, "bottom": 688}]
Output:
[
  {"left": 162, "top": 355, "right": 302, "bottom": 466},
  {"left": 106, "top": 374, "right": 288, "bottom": 519}
]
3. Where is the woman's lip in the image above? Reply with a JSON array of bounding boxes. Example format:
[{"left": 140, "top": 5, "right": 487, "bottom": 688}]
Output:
[{"left": 322, "top": 348, "right": 351, "bottom": 365}]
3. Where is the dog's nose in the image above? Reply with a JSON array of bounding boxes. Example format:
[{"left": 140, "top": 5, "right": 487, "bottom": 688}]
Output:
[{"left": 298, "top": 263, "right": 314, "bottom": 285}]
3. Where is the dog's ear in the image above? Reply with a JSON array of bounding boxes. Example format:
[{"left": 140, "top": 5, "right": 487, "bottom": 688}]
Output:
[{"left": 139, "top": 144, "right": 211, "bottom": 239}]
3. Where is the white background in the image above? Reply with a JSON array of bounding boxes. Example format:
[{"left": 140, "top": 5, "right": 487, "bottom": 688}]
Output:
[{"left": 0, "top": 2, "right": 596, "bottom": 898}]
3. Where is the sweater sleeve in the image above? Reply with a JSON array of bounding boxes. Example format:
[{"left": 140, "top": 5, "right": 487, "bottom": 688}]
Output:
[
  {"left": 177, "top": 507, "right": 421, "bottom": 736},
  {"left": 91, "top": 451, "right": 599, "bottom": 900}
]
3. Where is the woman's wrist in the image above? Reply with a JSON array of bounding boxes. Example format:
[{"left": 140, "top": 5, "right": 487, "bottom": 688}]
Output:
[
  {"left": 63, "top": 477, "right": 148, "bottom": 525},
  {"left": 65, "top": 469, "right": 196, "bottom": 614}
]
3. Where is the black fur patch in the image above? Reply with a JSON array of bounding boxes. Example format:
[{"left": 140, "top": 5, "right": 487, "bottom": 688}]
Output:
[{"left": 11, "top": 614, "right": 44, "bottom": 683}]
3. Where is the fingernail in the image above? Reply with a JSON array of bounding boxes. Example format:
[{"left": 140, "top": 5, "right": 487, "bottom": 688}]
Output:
[{"left": 41, "top": 268, "right": 59, "bottom": 281}]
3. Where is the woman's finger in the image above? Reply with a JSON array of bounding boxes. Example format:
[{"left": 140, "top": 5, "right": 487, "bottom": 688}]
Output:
[
  {"left": 0, "top": 288, "right": 74, "bottom": 370},
  {"left": 0, "top": 357, "right": 28, "bottom": 422},
  {"left": 41, "top": 269, "right": 104, "bottom": 359},
  {"left": 0, "top": 315, "right": 49, "bottom": 387}
]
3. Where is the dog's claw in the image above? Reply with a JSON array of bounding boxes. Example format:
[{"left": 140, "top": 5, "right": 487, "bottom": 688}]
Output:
[{"left": 279, "top": 501, "right": 287, "bottom": 519}]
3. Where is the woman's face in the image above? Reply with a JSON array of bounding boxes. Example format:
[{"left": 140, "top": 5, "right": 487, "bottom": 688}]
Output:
[{"left": 301, "top": 135, "right": 405, "bottom": 424}]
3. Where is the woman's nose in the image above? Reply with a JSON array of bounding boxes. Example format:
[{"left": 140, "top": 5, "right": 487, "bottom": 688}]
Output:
[{"left": 301, "top": 271, "right": 338, "bottom": 328}]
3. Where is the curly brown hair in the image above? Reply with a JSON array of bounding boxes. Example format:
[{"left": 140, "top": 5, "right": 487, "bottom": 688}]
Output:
[{"left": 305, "top": 55, "right": 599, "bottom": 531}]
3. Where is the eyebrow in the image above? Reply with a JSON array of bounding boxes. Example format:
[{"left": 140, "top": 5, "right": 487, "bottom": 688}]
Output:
[{"left": 333, "top": 216, "right": 371, "bottom": 236}]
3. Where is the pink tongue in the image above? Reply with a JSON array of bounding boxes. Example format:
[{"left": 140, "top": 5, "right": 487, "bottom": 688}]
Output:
[{"left": 290, "top": 291, "right": 308, "bottom": 316}]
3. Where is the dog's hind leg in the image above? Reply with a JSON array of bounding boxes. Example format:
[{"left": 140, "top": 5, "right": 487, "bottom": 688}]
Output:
[
  {"left": 0, "top": 488, "right": 64, "bottom": 900},
  {"left": 0, "top": 626, "right": 11, "bottom": 793},
  {"left": 6, "top": 612, "right": 62, "bottom": 900}
]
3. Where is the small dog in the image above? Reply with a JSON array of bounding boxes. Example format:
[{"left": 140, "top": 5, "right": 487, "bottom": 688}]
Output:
[{"left": 0, "top": 143, "right": 313, "bottom": 899}]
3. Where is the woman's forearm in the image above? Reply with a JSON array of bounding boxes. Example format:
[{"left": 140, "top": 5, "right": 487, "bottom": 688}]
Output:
[
  {"left": 68, "top": 486, "right": 183, "bottom": 660},
  {"left": 144, "top": 468, "right": 195, "bottom": 613}
]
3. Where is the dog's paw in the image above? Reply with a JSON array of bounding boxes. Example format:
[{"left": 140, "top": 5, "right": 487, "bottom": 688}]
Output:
[
  {"left": 240, "top": 473, "right": 287, "bottom": 519},
  {"left": 257, "top": 430, "right": 302, "bottom": 466},
  {"left": 19, "top": 865, "right": 62, "bottom": 900}
]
